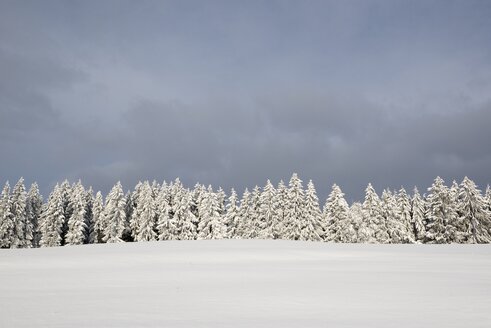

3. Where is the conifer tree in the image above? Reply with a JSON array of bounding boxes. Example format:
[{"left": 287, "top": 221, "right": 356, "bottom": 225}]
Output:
[
  {"left": 444, "top": 180, "right": 461, "bottom": 242},
  {"left": 258, "top": 180, "right": 276, "bottom": 239},
  {"left": 26, "top": 183, "right": 43, "bottom": 247},
  {"left": 198, "top": 186, "right": 226, "bottom": 239},
  {"left": 224, "top": 188, "right": 239, "bottom": 238},
  {"left": 358, "top": 183, "right": 381, "bottom": 243},
  {"left": 92, "top": 191, "right": 105, "bottom": 243},
  {"left": 84, "top": 187, "right": 95, "bottom": 244},
  {"left": 301, "top": 180, "right": 324, "bottom": 241},
  {"left": 236, "top": 189, "right": 251, "bottom": 239},
  {"left": 458, "top": 177, "right": 490, "bottom": 243},
  {"left": 103, "top": 182, "right": 127, "bottom": 243},
  {"left": 134, "top": 182, "right": 157, "bottom": 241},
  {"left": 272, "top": 180, "right": 287, "bottom": 239},
  {"left": 242, "top": 186, "right": 261, "bottom": 239},
  {"left": 59, "top": 180, "right": 72, "bottom": 245},
  {"left": 0, "top": 182, "right": 14, "bottom": 248},
  {"left": 395, "top": 188, "right": 415, "bottom": 243},
  {"left": 156, "top": 183, "right": 175, "bottom": 240},
  {"left": 284, "top": 173, "right": 306, "bottom": 240},
  {"left": 171, "top": 179, "right": 197, "bottom": 240},
  {"left": 411, "top": 187, "right": 426, "bottom": 242},
  {"left": 216, "top": 187, "right": 226, "bottom": 217},
  {"left": 425, "top": 177, "right": 450, "bottom": 243},
  {"left": 324, "top": 184, "right": 355, "bottom": 242},
  {"left": 11, "top": 178, "right": 31, "bottom": 248},
  {"left": 39, "top": 185, "right": 65, "bottom": 247},
  {"left": 129, "top": 181, "right": 144, "bottom": 240},
  {"left": 65, "top": 182, "right": 87, "bottom": 245}
]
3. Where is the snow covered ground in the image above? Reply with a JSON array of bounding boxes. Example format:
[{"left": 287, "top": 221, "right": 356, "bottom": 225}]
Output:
[{"left": 1, "top": 240, "right": 490, "bottom": 327}]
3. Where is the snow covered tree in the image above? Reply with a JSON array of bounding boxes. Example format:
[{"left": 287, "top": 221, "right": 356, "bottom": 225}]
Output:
[
  {"left": 10, "top": 178, "right": 31, "bottom": 248},
  {"left": 26, "top": 183, "right": 43, "bottom": 247},
  {"left": 425, "top": 177, "right": 451, "bottom": 244},
  {"left": 171, "top": 179, "right": 197, "bottom": 240},
  {"left": 301, "top": 180, "right": 324, "bottom": 241},
  {"left": 65, "top": 182, "right": 87, "bottom": 245},
  {"left": 129, "top": 181, "right": 144, "bottom": 240},
  {"left": 381, "top": 189, "right": 411, "bottom": 243},
  {"left": 349, "top": 202, "right": 364, "bottom": 235},
  {"left": 243, "top": 186, "right": 261, "bottom": 239},
  {"left": 358, "top": 184, "right": 382, "bottom": 243},
  {"left": 258, "top": 180, "right": 276, "bottom": 239},
  {"left": 235, "top": 189, "right": 251, "bottom": 239},
  {"left": 103, "top": 182, "right": 127, "bottom": 243},
  {"left": 395, "top": 188, "right": 415, "bottom": 243},
  {"left": 59, "top": 180, "right": 72, "bottom": 245},
  {"left": 458, "top": 177, "right": 490, "bottom": 243},
  {"left": 272, "top": 180, "right": 287, "bottom": 239},
  {"left": 84, "top": 187, "right": 95, "bottom": 244},
  {"left": 156, "top": 183, "right": 176, "bottom": 240},
  {"left": 198, "top": 186, "right": 226, "bottom": 239},
  {"left": 224, "top": 188, "right": 239, "bottom": 238},
  {"left": 444, "top": 180, "right": 461, "bottom": 243},
  {"left": 216, "top": 187, "right": 226, "bottom": 217},
  {"left": 411, "top": 187, "right": 426, "bottom": 242},
  {"left": 92, "top": 191, "right": 105, "bottom": 243},
  {"left": 0, "top": 182, "right": 14, "bottom": 248},
  {"left": 39, "top": 184, "right": 65, "bottom": 247},
  {"left": 284, "top": 173, "right": 306, "bottom": 240},
  {"left": 134, "top": 182, "right": 157, "bottom": 242},
  {"left": 324, "top": 184, "right": 355, "bottom": 243}
]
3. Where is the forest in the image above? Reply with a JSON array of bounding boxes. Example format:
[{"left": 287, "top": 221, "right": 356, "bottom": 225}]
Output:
[{"left": 1, "top": 173, "right": 490, "bottom": 248}]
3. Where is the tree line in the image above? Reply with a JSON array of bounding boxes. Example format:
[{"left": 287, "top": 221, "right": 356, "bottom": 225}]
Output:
[{"left": 0, "top": 173, "right": 490, "bottom": 248}]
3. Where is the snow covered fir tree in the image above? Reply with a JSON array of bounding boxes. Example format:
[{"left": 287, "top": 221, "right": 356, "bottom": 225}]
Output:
[{"left": 1, "top": 174, "right": 491, "bottom": 248}]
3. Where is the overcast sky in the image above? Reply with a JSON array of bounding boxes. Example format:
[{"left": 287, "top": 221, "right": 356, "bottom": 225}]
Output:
[{"left": 1, "top": 0, "right": 491, "bottom": 202}]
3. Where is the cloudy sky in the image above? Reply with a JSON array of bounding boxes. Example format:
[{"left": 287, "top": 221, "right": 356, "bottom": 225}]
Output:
[{"left": 1, "top": 0, "right": 490, "bottom": 201}]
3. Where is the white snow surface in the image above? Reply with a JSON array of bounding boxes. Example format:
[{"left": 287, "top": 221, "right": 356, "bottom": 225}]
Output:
[{"left": 1, "top": 240, "right": 490, "bottom": 327}]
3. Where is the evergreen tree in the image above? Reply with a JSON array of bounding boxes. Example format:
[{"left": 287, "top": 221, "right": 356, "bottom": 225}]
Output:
[
  {"left": 425, "top": 177, "right": 451, "bottom": 244},
  {"left": 92, "top": 191, "right": 105, "bottom": 243},
  {"left": 243, "top": 186, "right": 261, "bottom": 239},
  {"left": 134, "top": 182, "right": 157, "bottom": 241},
  {"left": 224, "top": 188, "right": 239, "bottom": 238},
  {"left": 358, "top": 184, "right": 381, "bottom": 243},
  {"left": 39, "top": 185, "right": 65, "bottom": 247},
  {"left": 324, "top": 184, "right": 355, "bottom": 243},
  {"left": 65, "top": 182, "right": 87, "bottom": 245},
  {"left": 395, "top": 188, "right": 415, "bottom": 243},
  {"left": 156, "top": 183, "right": 175, "bottom": 240},
  {"left": 381, "top": 189, "right": 409, "bottom": 243},
  {"left": 84, "top": 187, "right": 95, "bottom": 244},
  {"left": 216, "top": 187, "right": 226, "bottom": 217},
  {"left": 59, "top": 180, "right": 72, "bottom": 245},
  {"left": 284, "top": 173, "right": 306, "bottom": 240},
  {"left": 236, "top": 189, "right": 251, "bottom": 239},
  {"left": 198, "top": 186, "right": 226, "bottom": 239},
  {"left": 0, "top": 182, "right": 14, "bottom": 248},
  {"left": 171, "top": 179, "right": 197, "bottom": 240},
  {"left": 411, "top": 187, "right": 426, "bottom": 242},
  {"left": 301, "top": 180, "right": 324, "bottom": 241},
  {"left": 103, "top": 182, "right": 127, "bottom": 243},
  {"left": 444, "top": 180, "right": 461, "bottom": 242},
  {"left": 458, "top": 177, "right": 490, "bottom": 243},
  {"left": 258, "top": 180, "right": 276, "bottom": 239},
  {"left": 272, "top": 180, "right": 287, "bottom": 239},
  {"left": 26, "top": 183, "right": 43, "bottom": 247},
  {"left": 11, "top": 178, "right": 31, "bottom": 248},
  {"left": 129, "top": 181, "right": 144, "bottom": 240}
]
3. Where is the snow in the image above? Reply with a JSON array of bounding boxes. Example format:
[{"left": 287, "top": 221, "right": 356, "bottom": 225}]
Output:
[{"left": 1, "top": 240, "right": 490, "bottom": 327}]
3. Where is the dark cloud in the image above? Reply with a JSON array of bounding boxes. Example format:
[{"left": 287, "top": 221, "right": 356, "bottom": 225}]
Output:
[{"left": 0, "top": 0, "right": 490, "bottom": 201}]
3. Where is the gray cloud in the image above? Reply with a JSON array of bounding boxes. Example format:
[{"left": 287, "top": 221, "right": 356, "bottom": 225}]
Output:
[{"left": 0, "top": 0, "right": 490, "bottom": 201}]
